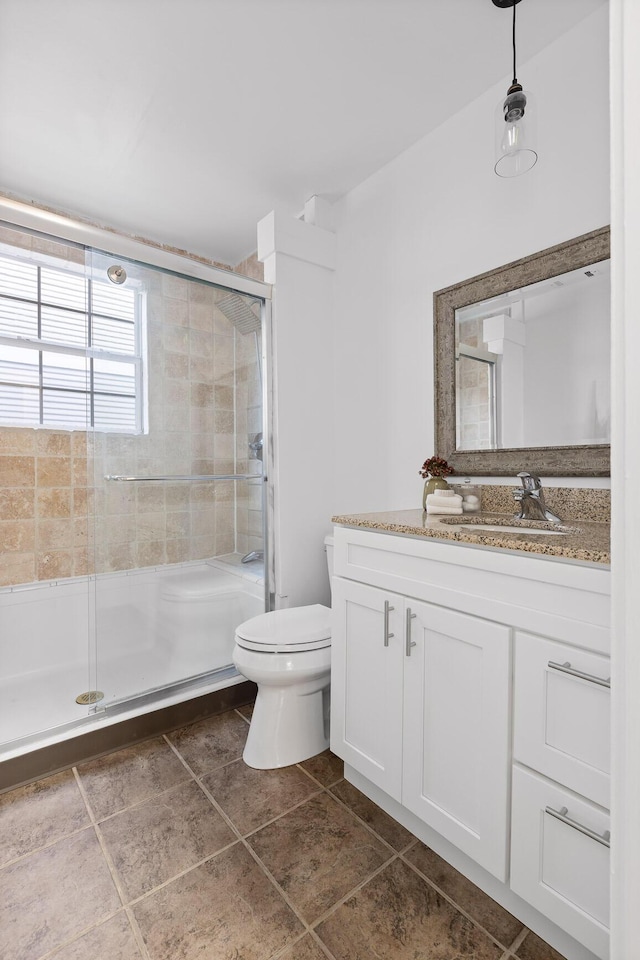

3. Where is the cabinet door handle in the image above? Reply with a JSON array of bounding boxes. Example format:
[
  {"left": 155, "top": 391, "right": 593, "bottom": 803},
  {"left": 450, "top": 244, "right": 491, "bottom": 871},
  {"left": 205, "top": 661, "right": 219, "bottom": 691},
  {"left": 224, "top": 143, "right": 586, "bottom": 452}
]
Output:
[
  {"left": 383, "top": 600, "right": 395, "bottom": 647},
  {"left": 545, "top": 805, "right": 611, "bottom": 848},
  {"left": 547, "top": 660, "right": 611, "bottom": 688},
  {"left": 405, "top": 607, "right": 417, "bottom": 656}
]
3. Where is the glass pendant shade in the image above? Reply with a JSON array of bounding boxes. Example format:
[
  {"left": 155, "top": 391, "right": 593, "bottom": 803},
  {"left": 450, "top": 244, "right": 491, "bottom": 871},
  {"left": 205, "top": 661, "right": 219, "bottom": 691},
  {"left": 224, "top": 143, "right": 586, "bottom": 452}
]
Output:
[{"left": 494, "top": 86, "right": 538, "bottom": 178}]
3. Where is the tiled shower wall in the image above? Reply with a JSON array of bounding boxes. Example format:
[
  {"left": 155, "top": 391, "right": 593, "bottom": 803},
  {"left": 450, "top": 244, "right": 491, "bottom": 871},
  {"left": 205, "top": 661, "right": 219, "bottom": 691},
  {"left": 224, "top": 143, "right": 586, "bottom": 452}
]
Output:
[
  {"left": 456, "top": 318, "right": 493, "bottom": 451},
  {"left": 0, "top": 228, "right": 263, "bottom": 588}
]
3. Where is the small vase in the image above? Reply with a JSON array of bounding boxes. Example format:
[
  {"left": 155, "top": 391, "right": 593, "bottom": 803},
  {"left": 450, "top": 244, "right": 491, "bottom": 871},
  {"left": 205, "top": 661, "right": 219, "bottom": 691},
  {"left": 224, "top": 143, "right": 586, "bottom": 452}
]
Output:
[{"left": 423, "top": 476, "right": 450, "bottom": 510}]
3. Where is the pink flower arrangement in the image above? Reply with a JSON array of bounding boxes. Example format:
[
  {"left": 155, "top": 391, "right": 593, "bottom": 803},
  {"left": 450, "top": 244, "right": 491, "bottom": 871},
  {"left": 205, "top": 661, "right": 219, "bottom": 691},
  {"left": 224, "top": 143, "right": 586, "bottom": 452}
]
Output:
[{"left": 419, "top": 456, "right": 453, "bottom": 480}]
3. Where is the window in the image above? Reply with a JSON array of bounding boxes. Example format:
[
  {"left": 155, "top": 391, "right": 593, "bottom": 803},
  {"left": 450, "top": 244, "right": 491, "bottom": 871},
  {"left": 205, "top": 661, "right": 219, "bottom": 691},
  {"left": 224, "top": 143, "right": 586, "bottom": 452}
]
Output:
[{"left": 0, "top": 249, "right": 145, "bottom": 432}]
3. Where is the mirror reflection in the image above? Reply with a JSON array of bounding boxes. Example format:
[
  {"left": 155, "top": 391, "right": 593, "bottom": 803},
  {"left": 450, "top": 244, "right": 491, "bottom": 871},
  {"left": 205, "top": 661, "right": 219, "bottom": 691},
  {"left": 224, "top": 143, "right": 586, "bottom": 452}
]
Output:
[{"left": 454, "top": 260, "right": 610, "bottom": 451}]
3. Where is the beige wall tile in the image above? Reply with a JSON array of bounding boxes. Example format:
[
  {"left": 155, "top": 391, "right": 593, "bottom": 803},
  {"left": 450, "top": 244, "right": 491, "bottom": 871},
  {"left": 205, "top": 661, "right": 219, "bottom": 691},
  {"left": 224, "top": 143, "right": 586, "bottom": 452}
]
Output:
[
  {"left": 188, "top": 302, "right": 214, "bottom": 331},
  {"left": 37, "top": 457, "right": 71, "bottom": 487},
  {"left": 166, "top": 511, "right": 190, "bottom": 539},
  {"left": 37, "top": 518, "right": 73, "bottom": 550},
  {"left": 0, "top": 519, "right": 36, "bottom": 552},
  {"left": 165, "top": 352, "right": 189, "bottom": 379},
  {"left": 189, "top": 283, "right": 214, "bottom": 307},
  {"left": 105, "top": 542, "right": 136, "bottom": 572},
  {"left": 0, "top": 488, "right": 35, "bottom": 520},
  {"left": 162, "top": 274, "right": 189, "bottom": 300},
  {"left": 38, "top": 550, "right": 73, "bottom": 580},
  {"left": 190, "top": 330, "right": 214, "bottom": 359},
  {"left": 0, "top": 456, "right": 35, "bottom": 486},
  {"left": 136, "top": 541, "right": 166, "bottom": 567},
  {"left": 0, "top": 428, "right": 36, "bottom": 455},
  {"left": 165, "top": 326, "right": 190, "bottom": 355},
  {"left": 137, "top": 513, "right": 166, "bottom": 542},
  {"left": 166, "top": 539, "right": 190, "bottom": 564},
  {"left": 189, "top": 535, "right": 216, "bottom": 561},
  {"left": 190, "top": 356, "right": 214, "bottom": 383},
  {"left": 73, "top": 518, "right": 89, "bottom": 549},
  {"left": 0, "top": 552, "right": 35, "bottom": 586},
  {"left": 37, "top": 488, "right": 72, "bottom": 518},
  {"left": 36, "top": 431, "right": 71, "bottom": 456},
  {"left": 165, "top": 298, "right": 189, "bottom": 326}
]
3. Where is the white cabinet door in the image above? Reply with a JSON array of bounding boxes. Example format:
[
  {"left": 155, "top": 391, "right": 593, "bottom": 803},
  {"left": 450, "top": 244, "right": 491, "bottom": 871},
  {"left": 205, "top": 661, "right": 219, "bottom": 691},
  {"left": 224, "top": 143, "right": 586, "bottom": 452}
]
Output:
[
  {"left": 402, "top": 600, "right": 511, "bottom": 880},
  {"left": 511, "top": 765, "right": 610, "bottom": 960},
  {"left": 513, "top": 632, "right": 610, "bottom": 808},
  {"left": 330, "top": 577, "right": 404, "bottom": 800}
]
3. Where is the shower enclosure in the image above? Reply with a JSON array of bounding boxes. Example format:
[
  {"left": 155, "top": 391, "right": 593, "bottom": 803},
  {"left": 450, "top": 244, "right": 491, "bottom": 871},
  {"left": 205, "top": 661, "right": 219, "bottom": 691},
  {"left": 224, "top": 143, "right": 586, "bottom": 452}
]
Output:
[{"left": 0, "top": 206, "right": 271, "bottom": 760}]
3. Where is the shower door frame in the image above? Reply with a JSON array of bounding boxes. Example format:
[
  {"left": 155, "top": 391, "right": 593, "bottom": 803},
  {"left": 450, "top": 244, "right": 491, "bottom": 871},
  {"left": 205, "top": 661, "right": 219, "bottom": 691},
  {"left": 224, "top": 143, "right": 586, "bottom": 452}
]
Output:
[{"left": 0, "top": 195, "right": 275, "bottom": 724}]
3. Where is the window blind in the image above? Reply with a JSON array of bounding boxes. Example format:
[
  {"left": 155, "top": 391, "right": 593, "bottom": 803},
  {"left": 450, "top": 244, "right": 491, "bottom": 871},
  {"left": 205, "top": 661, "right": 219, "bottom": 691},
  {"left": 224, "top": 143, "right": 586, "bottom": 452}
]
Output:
[{"left": 0, "top": 251, "right": 143, "bottom": 432}]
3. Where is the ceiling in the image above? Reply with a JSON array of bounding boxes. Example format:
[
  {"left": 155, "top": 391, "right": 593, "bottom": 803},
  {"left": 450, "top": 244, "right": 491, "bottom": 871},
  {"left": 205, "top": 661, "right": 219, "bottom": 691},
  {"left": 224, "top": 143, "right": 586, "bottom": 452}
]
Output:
[{"left": 0, "top": 0, "right": 605, "bottom": 266}]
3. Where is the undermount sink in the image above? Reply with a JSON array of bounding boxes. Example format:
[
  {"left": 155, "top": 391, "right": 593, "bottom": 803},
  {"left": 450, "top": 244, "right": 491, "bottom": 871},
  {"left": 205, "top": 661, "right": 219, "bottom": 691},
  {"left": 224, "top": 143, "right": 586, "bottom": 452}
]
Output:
[{"left": 464, "top": 524, "right": 569, "bottom": 537}]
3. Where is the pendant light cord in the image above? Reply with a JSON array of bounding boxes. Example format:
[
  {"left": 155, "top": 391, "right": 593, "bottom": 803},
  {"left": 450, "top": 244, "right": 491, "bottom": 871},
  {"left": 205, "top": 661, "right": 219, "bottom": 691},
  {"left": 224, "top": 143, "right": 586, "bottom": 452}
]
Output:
[{"left": 512, "top": 1, "right": 518, "bottom": 84}]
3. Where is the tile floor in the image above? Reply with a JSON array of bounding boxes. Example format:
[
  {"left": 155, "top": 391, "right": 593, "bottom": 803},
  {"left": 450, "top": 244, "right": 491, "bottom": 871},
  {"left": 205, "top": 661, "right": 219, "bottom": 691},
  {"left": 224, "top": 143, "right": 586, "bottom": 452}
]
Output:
[{"left": 0, "top": 703, "right": 567, "bottom": 960}]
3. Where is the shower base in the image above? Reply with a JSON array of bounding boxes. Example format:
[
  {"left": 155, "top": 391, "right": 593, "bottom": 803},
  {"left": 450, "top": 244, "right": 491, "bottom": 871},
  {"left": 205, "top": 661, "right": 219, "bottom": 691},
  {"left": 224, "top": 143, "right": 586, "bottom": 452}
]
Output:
[{"left": 0, "top": 557, "right": 264, "bottom": 763}]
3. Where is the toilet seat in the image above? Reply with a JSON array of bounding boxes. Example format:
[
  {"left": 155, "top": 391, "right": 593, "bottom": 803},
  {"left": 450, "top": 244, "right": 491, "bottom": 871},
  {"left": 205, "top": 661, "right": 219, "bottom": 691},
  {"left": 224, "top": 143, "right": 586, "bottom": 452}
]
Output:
[{"left": 235, "top": 603, "right": 331, "bottom": 653}]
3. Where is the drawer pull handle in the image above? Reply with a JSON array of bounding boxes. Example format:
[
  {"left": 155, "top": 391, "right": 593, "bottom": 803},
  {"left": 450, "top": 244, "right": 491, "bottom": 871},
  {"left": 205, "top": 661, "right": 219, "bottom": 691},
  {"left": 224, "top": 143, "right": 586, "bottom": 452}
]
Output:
[
  {"left": 383, "top": 600, "right": 395, "bottom": 647},
  {"left": 545, "top": 805, "right": 611, "bottom": 847},
  {"left": 406, "top": 608, "right": 417, "bottom": 657},
  {"left": 547, "top": 660, "right": 611, "bottom": 688}
]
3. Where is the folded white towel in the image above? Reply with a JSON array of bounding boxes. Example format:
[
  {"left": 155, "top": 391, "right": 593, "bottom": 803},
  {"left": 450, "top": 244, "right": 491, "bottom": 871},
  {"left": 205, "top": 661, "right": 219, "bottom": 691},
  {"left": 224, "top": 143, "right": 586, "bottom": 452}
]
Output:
[
  {"left": 426, "top": 504, "right": 463, "bottom": 515},
  {"left": 426, "top": 493, "right": 462, "bottom": 508},
  {"left": 433, "top": 488, "right": 457, "bottom": 497}
]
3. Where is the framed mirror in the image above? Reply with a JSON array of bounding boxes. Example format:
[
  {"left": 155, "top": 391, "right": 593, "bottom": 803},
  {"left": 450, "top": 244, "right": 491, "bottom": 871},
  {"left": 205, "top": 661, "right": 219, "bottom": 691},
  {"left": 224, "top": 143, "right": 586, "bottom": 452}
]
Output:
[{"left": 433, "top": 226, "right": 610, "bottom": 476}]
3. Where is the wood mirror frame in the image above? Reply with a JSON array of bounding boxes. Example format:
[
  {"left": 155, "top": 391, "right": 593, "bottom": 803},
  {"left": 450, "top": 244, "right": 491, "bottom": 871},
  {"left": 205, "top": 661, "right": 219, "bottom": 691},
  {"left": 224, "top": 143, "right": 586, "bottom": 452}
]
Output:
[{"left": 433, "top": 226, "right": 610, "bottom": 477}]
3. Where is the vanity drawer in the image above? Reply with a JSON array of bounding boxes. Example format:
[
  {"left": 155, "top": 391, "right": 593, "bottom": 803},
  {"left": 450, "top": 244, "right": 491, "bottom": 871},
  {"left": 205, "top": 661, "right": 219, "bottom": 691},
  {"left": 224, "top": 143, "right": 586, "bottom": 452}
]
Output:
[
  {"left": 513, "top": 632, "right": 610, "bottom": 807},
  {"left": 511, "top": 765, "right": 610, "bottom": 960}
]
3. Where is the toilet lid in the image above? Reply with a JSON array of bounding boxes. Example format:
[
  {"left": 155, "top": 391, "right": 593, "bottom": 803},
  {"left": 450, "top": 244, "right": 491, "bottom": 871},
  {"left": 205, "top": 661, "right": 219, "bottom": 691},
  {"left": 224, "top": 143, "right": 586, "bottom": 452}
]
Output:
[{"left": 235, "top": 604, "right": 331, "bottom": 652}]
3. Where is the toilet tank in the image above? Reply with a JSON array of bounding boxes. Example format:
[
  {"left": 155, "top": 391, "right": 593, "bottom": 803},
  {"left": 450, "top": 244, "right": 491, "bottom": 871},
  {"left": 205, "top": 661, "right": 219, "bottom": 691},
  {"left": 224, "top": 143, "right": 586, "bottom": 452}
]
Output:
[{"left": 324, "top": 535, "right": 335, "bottom": 590}]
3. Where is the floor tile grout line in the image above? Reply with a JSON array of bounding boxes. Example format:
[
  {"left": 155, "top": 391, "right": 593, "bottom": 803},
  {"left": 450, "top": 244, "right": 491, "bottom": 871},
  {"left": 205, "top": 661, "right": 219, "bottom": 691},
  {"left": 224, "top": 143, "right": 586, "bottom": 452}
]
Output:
[
  {"left": 122, "top": 837, "right": 243, "bottom": 908},
  {"left": 507, "top": 925, "right": 530, "bottom": 954},
  {"left": 74, "top": 766, "right": 149, "bottom": 928},
  {"left": 234, "top": 706, "right": 252, "bottom": 725},
  {"left": 307, "top": 852, "right": 400, "bottom": 931},
  {"left": 31, "top": 908, "right": 127, "bottom": 960},
  {"left": 397, "top": 850, "right": 518, "bottom": 954},
  {"left": 307, "top": 929, "right": 340, "bottom": 960},
  {"left": 161, "top": 733, "right": 321, "bottom": 940},
  {"left": 323, "top": 782, "right": 411, "bottom": 859},
  {"left": 0, "top": 820, "right": 96, "bottom": 871},
  {"left": 241, "top": 787, "right": 326, "bottom": 839},
  {"left": 87, "top": 772, "right": 200, "bottom": 825},
  {"left": 163, "top": 733, "right": 253, "bottom": 780},
  {"left": 124, "top": 905, "right": 153, "bottom": 960},
  {"left": 194, "top": 772, "right": 321, "bottom": 939}
]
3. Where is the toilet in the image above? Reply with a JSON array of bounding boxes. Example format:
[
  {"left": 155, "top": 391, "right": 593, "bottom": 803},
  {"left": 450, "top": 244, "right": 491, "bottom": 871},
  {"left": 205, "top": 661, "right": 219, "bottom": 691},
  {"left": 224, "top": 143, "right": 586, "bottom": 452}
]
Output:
[{"left": 233, "top": 536, "right": 333, "bottom": 769}]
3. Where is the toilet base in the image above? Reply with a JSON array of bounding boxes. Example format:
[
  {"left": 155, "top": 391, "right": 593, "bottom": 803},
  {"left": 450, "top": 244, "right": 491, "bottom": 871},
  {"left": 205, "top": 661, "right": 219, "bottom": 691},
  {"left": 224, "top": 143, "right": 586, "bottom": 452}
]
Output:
[{"left": 243, "top": 680, "right": 330, "bottom": 769}]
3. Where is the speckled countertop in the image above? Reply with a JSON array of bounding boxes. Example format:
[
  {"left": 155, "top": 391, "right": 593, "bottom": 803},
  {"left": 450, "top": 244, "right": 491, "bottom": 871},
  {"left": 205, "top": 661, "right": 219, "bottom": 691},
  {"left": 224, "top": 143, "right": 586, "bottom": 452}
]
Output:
[{"left": 331, "top": 509, "right": 610, "bottom": 565}]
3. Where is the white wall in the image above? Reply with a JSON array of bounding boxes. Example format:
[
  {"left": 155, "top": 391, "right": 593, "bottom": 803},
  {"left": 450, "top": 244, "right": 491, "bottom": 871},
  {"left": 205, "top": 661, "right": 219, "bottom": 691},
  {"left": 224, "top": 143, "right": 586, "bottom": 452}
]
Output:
[{"left": 331, "top": 5, "right": 610, "bottom": 515}]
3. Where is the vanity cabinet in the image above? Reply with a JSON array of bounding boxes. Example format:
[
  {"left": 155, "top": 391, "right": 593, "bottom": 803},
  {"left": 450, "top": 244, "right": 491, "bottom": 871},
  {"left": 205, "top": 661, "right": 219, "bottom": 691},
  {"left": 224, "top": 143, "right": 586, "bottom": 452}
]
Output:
[
  {"left": 330, "top": 525, "right": 611, "bottom": 960},
  {"left": 331, "top": 575, "right": 510, "bottom": 879}
]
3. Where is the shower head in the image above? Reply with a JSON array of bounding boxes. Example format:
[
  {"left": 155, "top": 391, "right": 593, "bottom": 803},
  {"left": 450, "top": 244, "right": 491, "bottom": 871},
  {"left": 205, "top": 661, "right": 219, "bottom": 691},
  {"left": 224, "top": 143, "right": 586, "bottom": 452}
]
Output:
[{"left": 216, "top": 292, "right": 261, "bottom": 334}]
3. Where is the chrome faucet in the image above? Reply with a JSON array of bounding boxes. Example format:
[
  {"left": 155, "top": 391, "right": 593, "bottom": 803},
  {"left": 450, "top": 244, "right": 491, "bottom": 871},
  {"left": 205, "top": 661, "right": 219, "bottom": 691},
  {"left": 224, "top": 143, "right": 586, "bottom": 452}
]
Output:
[
  {"left": 241, "top": 550, "right": 264, "bottom": 564},
  {"left": 513, "top": 472, "right": 562, "bottom": 524}
]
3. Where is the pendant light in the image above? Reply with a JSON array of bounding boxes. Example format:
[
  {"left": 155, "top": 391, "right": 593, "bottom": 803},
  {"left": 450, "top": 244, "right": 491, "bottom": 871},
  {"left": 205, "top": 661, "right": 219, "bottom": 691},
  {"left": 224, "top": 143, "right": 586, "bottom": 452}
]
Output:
[{"left": 492, "top": 0, "right": 538, "bottom": 178}]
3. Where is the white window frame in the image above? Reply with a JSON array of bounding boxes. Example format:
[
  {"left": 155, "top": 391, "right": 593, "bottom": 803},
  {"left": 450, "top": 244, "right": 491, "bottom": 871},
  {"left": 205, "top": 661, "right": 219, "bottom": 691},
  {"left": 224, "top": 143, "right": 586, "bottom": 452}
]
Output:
[{"left": 0, "top": 245, "right": 146, "bottom": 434}]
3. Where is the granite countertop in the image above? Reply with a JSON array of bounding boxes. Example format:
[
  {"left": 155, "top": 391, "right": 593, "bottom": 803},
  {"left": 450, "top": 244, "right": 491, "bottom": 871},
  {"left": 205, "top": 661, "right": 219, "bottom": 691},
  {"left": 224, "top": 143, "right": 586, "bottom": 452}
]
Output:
[{"left": 331, "top": 509, "right": 610, "bottom": 565}]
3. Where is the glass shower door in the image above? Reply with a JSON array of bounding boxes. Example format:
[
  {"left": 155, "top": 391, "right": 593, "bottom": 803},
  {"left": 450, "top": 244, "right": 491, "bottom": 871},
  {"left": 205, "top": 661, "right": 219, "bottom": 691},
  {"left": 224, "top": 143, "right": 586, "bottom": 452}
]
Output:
[{"left": 85, "top": 247, "right": 266, "bottom": 711}]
